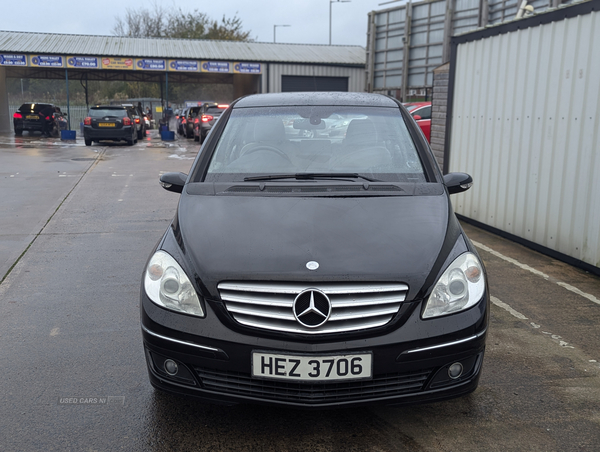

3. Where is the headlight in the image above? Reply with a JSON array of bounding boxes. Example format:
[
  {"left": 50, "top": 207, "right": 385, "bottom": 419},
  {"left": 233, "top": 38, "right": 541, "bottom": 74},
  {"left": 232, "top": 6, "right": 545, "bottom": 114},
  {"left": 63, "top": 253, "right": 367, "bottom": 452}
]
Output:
[
  {"left": 144, "top": 250, "right": 205, "bottom": 317},
  {"left": 422, "top": 252, "right": 485, "bottom": 319}
]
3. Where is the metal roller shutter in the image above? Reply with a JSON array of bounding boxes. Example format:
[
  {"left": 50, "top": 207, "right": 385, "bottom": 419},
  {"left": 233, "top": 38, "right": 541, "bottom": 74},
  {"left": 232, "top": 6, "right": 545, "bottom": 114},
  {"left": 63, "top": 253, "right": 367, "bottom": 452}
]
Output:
[{"left": 281, "top": 76, "right": 349, "bottom": 92}]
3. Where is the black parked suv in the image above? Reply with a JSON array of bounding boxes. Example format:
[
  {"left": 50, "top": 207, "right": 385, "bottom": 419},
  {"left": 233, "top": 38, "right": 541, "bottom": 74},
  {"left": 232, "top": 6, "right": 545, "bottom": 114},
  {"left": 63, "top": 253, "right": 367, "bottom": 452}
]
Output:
[
  {"left": 13, "top": 103, "right": 65, "bottom": 136},
  {"left": 83, "top": 105, "right": 137, "bottom": 146}
]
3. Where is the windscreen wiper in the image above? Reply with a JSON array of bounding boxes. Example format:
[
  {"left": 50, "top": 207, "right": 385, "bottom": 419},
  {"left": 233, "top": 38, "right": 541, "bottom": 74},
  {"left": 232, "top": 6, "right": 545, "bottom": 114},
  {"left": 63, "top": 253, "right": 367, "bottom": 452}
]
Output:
[{"left": 243, "top": 173, "right": 381, "bottom": 182}]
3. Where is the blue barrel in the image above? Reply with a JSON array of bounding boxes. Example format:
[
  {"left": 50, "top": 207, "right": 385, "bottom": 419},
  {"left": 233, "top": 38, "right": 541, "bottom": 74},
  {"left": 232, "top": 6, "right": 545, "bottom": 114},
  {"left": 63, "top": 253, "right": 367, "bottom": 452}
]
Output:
[
  {"left": 160, "top": 131, "right": 175, "bottom": 141},
  {"left": 61, "top": 130, "right": 76, "bottom": 140}
]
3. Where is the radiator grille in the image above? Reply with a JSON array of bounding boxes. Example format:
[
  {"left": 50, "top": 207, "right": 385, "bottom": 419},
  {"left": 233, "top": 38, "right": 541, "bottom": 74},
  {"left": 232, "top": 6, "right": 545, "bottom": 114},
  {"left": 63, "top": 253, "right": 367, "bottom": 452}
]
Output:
[{"left": 219, "top": 281, "right": 408, "bottom": 334}]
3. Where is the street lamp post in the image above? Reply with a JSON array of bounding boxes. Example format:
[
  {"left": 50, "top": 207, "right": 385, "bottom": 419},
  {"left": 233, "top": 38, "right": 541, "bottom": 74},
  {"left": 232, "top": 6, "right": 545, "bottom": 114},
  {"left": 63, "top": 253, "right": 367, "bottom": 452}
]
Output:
[
  {"left": 329, "top": 0, "right": 351, "bottom": 45},
  {"left": 273, "top": 24, "right": 291, "bottom": 43}
]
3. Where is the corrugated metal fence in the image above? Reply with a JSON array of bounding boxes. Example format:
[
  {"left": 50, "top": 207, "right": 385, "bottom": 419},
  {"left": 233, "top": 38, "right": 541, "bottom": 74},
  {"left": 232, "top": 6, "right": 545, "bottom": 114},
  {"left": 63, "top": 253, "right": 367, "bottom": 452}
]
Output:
[
  {"left": 447, "top": 1, "right": 600, "bottom": 270},
  {"left": 367, "top": 0, "right": 574, "bottom": 97}
]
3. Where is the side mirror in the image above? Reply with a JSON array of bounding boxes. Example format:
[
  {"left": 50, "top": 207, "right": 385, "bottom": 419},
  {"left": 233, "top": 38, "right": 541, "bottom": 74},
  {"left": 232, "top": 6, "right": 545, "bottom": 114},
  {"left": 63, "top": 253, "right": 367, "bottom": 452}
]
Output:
[
  {"left": 443, "top": 172, "right": 473, "bottom": 194},
  {"left": 160, "top": 172, "right": 187, "bottom": 194},
  {"left": 413, "top": 115, "right": 422, "bottom": 120}
]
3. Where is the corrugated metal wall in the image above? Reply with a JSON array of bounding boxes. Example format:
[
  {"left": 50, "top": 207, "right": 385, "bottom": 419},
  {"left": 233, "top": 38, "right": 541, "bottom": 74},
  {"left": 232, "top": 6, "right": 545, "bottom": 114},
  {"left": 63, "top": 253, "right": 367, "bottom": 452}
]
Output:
[
  {"left": 262, "top": 64, "right": 365, "bottom": 93},
  {"left": 367, "top": 0, "right": 575, "bottom": 95},
  {"left": 449, "top": 8, "right": 600, "bottom": 268}
]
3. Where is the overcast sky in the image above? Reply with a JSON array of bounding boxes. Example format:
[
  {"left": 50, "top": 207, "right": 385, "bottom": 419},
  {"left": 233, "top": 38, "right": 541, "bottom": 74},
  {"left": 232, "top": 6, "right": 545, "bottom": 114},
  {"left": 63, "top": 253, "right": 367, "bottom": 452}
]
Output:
[{"left": 1, "top": 0, "right": 401, "bottom": 47}]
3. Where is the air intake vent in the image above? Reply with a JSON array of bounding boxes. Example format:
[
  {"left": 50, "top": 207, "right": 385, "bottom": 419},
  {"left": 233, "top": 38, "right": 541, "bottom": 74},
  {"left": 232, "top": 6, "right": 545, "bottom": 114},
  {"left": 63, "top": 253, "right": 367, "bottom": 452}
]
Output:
[{"left": 224, "top": 185, "right": 403, "bottom": 194}]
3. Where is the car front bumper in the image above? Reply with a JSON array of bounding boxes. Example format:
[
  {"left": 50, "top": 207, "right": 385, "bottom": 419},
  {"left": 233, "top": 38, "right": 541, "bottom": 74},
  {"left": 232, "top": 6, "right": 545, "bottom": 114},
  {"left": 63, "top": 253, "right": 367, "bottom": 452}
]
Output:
[{"left": 140, "top": 288, "right": 488, "bottom": 409}]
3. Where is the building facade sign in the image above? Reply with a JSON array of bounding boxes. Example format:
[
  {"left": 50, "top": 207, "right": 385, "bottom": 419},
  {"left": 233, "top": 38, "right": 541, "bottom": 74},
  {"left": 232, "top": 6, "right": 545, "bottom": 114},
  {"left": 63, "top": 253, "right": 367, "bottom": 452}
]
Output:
[
  {"left": 30, "top": 55, "right": 64, "bottom": 67},
  {"left": 201, "top": 61, "right": 230, "bottom": 73},
  {"left": 67, "top": 56, "right": 99, "bottom": 69},
  {"left": 168, "top": 60, "right": 199, "bottom": 72},
  {"left": 101, "top": 57, "right": 134, "bottom": 70},
  {"left": 3, "top": 54, "right": 263, "bottom": 75},
  {"left": 135, "top": 59, "right": 166, "bottom": 70},
  {"left": 234, "top": 62, "right": 261, "bottom": 74},
  {"left": 0, "top": 54, "right": 27, "bottom": 66}
]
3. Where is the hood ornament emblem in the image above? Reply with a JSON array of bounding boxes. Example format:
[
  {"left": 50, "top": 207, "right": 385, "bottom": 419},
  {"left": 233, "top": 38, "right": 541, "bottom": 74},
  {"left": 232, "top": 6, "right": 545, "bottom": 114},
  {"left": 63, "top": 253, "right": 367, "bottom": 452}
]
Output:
[{"left": 306, "top": 261, "right": 319, "bottom": 271}]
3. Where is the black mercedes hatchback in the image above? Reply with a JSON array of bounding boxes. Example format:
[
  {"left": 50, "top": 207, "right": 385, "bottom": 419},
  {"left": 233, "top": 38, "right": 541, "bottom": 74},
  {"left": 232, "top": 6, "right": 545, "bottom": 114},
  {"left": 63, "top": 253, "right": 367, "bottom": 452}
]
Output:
[{"left": 140, "top": 92, "right": 489, "bottom": 408}]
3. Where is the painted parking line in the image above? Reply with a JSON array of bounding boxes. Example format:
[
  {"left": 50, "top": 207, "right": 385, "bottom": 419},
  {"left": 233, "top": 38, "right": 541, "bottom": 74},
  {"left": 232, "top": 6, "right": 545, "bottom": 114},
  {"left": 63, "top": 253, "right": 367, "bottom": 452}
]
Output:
[
  {"left": 473, "top": 240, "right": 600, "bottom": 306},
  {"left": 491, "top": 296, "right": 528, "bottom": 320}
]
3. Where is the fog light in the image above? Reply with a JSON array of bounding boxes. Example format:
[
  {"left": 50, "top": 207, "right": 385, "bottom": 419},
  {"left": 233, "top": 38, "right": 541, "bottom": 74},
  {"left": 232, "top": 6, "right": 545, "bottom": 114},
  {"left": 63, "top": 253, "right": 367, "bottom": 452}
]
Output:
[
  {"left": 164, "top": 359, "right": 179, "bottom": 375},
  {"left": 448, "top": 362, "right": 463, "bottom": 379}
]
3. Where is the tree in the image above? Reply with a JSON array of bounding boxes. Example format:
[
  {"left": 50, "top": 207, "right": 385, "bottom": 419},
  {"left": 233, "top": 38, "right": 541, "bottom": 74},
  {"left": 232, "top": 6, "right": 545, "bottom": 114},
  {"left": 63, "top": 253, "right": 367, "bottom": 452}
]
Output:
[{"left": 112, "top": 3, "right": 252, "bottom": 41}]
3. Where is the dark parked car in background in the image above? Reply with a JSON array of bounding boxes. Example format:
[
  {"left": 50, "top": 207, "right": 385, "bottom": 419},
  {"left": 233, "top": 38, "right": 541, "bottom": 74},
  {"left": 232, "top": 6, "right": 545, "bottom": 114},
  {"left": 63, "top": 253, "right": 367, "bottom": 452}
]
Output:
[
  {"left": 140, "top": 92, "right": 489, "bottom": 409},
  {"left": 83, "top": 105, "right": 137, "bottom": 146},
  {"left": 176, "top": 108, "right": 189, "bottom": 136},
  {"left": 13, "top": 103, "right": 66, "bottom": 137},
  {"left": 178, "top": 106, "right": 201, "bottom": 138},
  {"left": 403, "top": 102, "right": 432, "bottom": 143},
  {"left": 122, "top": 104, "right": 146, "bottom": 140},
  {"left": 193, "top": 103, "right": 228, "bottom": 142}
]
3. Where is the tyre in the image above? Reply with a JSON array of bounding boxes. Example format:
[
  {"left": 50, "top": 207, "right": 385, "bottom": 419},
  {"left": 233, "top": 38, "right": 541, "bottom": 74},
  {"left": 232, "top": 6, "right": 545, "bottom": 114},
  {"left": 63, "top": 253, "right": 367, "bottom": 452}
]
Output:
[
  {"left": 84, "top": 138, "right": 92, "bottom": 146},
  {"left": 14, "top": 129, "right": 22, "bottom": 136},
  {"left": 137, "top": 129, "right": 143, "bottom": 140}
]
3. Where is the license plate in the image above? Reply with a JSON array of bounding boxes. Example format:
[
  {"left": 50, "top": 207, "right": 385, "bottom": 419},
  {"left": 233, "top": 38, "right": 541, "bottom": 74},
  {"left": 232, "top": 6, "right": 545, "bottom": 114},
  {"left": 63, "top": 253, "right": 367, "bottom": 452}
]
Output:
[
  {"left": 98, "top": 123, "right": 116, "bottom": 127},
  {"left": 252, "top": 351, "right": 372, "bottom": 382},
  {"left": 26, "top": 115, "right": 39, "bottom": 120}
]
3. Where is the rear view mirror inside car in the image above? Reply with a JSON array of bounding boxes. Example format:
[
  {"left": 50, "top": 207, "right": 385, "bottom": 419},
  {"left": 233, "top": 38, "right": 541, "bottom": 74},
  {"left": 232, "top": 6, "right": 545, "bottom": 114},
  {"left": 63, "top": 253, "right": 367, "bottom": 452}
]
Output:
[{"left": 293, "top": 118, "right": 326, "bottom": 130}]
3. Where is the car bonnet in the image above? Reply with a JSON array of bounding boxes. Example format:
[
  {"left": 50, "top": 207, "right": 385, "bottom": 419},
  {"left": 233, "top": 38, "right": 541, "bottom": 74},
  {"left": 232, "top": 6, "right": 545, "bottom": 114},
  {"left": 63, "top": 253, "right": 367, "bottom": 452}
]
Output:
[{"left": 173, "top": 191, "right": 450, "bottom": 301}]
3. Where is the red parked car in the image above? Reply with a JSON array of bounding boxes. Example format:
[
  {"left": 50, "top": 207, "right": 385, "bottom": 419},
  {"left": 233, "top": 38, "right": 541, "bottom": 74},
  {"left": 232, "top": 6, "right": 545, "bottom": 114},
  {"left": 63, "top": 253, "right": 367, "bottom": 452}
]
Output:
[{"left": 403, "top": 102, "right": 432, "bottom": 143}]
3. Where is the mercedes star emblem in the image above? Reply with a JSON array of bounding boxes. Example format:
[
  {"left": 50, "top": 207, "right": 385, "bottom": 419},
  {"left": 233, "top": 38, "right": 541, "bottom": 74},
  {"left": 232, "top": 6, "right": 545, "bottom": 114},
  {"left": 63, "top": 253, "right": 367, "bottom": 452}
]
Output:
[{"left": 293, "top": 289, "right": 331, "bottom": 328}]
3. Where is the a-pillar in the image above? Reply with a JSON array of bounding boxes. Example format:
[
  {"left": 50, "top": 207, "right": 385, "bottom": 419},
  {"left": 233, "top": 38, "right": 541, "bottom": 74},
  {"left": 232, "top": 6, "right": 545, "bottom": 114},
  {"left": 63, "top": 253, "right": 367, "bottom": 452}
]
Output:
[{"left": 0, "top": 67, "right": 10, "bottom": 133}]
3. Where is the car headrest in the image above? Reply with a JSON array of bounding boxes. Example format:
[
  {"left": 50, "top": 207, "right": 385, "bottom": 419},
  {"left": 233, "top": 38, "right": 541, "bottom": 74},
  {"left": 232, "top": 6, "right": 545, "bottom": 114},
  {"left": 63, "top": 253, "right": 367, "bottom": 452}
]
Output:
[
  {"left": 343, "top": 119, "right": 377, "bottom": 145},
  {"left": 253, "top": 117, "right": 286, "bottom": 142}
]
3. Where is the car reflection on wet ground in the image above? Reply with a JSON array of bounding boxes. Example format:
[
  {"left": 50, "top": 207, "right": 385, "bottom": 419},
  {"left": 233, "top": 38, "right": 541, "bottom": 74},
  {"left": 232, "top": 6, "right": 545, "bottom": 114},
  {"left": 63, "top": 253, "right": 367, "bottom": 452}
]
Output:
[{"left": 0, "top": 127, "right": 199, "bottom": 153}]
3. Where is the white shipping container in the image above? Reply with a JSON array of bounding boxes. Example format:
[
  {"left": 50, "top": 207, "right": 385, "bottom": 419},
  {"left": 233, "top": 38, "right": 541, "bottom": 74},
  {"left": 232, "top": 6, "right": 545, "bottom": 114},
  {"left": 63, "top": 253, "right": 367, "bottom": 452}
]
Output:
[{"left": 448, "top": 3, "right": 600, "bottom": 269}]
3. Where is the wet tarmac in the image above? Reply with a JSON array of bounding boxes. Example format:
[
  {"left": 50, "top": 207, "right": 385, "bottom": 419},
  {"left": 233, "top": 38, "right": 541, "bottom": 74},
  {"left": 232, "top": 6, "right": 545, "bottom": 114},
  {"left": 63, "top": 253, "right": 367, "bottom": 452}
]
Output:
[{"left": 1, "top": 132, "right": 599, "bottom": 451}]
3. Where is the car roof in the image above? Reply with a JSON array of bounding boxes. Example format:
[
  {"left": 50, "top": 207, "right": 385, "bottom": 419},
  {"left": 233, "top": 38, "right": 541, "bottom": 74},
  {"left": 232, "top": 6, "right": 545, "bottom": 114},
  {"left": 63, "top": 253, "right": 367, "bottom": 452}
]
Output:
[
  {"left": 234, "top": 92, "right": 399, "bottom": 109},
  {"left": 91, "top": 105, "right": 127, "bottom": 109},
  {"left": 19, "top": 103, "right": 54, "bottom": 108}
]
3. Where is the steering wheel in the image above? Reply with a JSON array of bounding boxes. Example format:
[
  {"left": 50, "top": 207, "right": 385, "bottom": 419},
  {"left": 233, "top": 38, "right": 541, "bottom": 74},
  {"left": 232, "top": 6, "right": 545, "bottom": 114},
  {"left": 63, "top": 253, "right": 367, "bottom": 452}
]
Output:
[{"left": 241, "top": 144, "right": 292, "bottom": 163}]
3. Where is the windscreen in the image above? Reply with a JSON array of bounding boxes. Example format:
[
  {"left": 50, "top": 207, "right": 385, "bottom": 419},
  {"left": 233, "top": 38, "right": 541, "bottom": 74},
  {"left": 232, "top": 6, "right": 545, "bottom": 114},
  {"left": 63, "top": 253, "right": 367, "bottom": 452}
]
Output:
[
  {"left": 203, "top": 106, "right": 426, "bottom": 183},
  {"left": 205, "top": 106, "right": 225, "bottom": 115},
  {"left": 19, "top": 103, "right": 52, "bottom": 113},
  {"left": 89, "top": 108, "right": 126, "bottom": 118}
]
